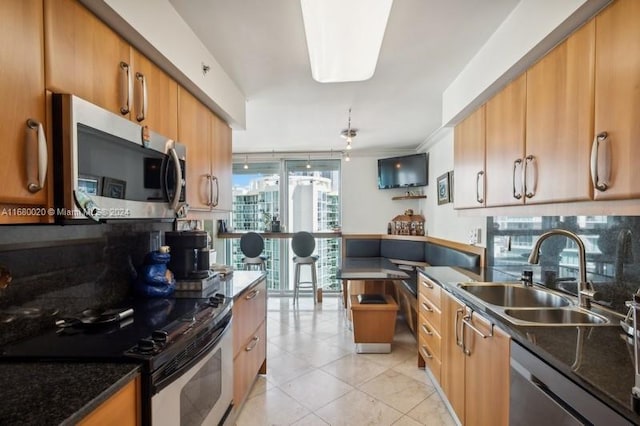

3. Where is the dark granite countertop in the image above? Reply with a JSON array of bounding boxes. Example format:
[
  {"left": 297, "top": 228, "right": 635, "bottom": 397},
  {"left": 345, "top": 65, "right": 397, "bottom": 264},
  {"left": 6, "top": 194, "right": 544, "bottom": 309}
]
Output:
[
  {"left": 220, "top": 270, "right": 267, "bottom": 299},
  {"left": 0, "top": 361, "right": 139, "bottom": 425},
  {"left": 418, "top": 266, "right": 640, "bottom": 425},
  {"left": 337, "top": 257, "right": 410, "bottom": 281}
]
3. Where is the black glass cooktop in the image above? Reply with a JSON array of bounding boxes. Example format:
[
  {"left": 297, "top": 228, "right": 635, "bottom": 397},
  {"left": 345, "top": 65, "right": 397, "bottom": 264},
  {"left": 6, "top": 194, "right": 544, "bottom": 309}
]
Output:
[{"left": 0, "top": 297, "right": 217, "bottom": 361}]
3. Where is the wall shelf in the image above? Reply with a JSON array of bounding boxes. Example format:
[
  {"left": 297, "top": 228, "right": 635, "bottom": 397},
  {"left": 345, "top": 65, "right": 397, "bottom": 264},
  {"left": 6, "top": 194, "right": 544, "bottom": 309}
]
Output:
[{"left": 391, "top": 195, "right": 426, "bottom": 200}]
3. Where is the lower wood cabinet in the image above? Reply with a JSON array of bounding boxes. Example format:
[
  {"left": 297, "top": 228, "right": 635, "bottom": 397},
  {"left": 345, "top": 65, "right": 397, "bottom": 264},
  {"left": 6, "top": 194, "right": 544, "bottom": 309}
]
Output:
[
  {"left": 439, "top": 291, "right": 510, "bottom": 426},
  {"left": 78, "top": 375, "right": 140, "bottom": 426},
  {"left": 417, "top": 274, "right": 443, "bottom": 383},
  {"left": 232, "top": 278, "right": 267, "bottom": 408}
]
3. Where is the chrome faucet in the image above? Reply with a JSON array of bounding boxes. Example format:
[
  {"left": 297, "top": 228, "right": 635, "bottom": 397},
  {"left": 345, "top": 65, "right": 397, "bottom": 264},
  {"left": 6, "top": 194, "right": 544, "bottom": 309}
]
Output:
[{"left": 528, "top": 229, "right": 596, "bottom": 309}]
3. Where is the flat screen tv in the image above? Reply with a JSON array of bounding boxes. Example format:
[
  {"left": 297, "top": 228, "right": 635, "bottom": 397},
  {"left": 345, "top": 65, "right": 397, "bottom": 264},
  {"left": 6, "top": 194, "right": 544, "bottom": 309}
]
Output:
[{"left": 377, "top": 153, "right": 428, "bottom": 189}]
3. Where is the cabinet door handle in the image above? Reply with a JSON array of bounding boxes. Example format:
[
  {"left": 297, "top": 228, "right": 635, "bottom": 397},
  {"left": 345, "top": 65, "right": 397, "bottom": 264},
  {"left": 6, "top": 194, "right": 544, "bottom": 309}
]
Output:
[
  {"left": 206, "top": 174, "right": 214, "bottom": 207},
  {"left": 119, "top": 61, "right": 131, "bottom": 115},
  {"left": 462, "top": 312, "right": 494, "bottom": 356},
  {"left": 135, "top": 72, "right": 147, "bottom": 122},
  {"left": 212, "top": 175, "right": 219, "bottom": 207},
  {"left": 590, "top": 132, "right": 610, "bottom": 192},
  {"left": 420, "top": 345, "right": 433, "bottom": 360},
  {"left": 421, "top": 324, "right": 433, "bottom": 336},
  {"left": 421, "top": 279, "right": 433, "bottom": 289},
  {"left": 421, "top": 301, "right": 433, "bottom": 313},
  {"left": 245, "top": 289, "right": 260, "bottom": 300},
  {"left": 245, "top": 335, "right": 260, "bottom": 352},
  {"left": 25, "top": 119, "right": 48, "bottom": 193},
  {"left": 524, "top": 155, "right": 537, "bottom": 198},
  {"left": 476, "top": 171, "right": 484, "bottom": 204},
  {"left": 455, "top": 308, "right": 464, "bottom": 348},
  {"left": 512, "top": 158, "right": 523, "bottom": 200}
]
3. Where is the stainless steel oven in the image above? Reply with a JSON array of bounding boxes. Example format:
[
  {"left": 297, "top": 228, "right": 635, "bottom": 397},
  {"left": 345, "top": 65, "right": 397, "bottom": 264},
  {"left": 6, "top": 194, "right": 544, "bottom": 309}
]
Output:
[
  {"left": 52, "top": 93, "right": 186, "bottom": 221},
  {"left": 150, "top": 317, "right": 233, "bottom": 426}
]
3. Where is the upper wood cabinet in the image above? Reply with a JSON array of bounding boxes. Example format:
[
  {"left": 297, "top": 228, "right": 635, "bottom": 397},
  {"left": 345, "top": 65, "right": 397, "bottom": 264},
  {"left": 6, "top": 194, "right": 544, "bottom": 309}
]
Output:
[
  {"left": 45, "top": 0, "right": 179, "bottom": 140},
  {"left": 211, "top": 113, "right": 233, "bottom": 211},
  {"left": 130, "top": 49, "right": 178, "bottom": 141},
  {"left": 525, "top": 19, "right": 595, "bottom": 204},
  {"left": 455, "top": 17, "right": 597, "bottom": 209},
  {"left": 0, "top": 0, "right": 51, "bottom": 223},
  {"left": 485, "top": 74, "right": 526, "bottom": 207},
  {"left": 453, "top": 106, "right": 486, "bottom": 209},
  {"left": 178, "top": 87, "right": 232, "bottom": 213},
  {"left": 44, "top": 0, "right": 131, "bottom": 118},
  {"left": 593, "top": 0, "right": 640, "bottom": 200},
  {"left": 179, "top": 87, "right": 213, "bottom": 211}
]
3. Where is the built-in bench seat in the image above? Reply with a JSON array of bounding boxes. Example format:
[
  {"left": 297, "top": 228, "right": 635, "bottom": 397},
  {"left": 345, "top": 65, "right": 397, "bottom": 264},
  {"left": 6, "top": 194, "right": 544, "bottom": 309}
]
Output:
[{"left": 342, "top": 235, "right": 485, "bottom": 336}]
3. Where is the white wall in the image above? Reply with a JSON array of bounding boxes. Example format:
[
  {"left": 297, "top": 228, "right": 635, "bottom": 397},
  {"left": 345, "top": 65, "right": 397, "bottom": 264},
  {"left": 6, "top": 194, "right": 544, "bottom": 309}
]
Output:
[
  {"left": 419, "top": 129, "right": 486, "bottom": 245},
  {"left": 341, "top": 154, "right": 417, "bottom": 234},
  {"left": 339, "top": 147, "right": 485, "bottom": 246}
]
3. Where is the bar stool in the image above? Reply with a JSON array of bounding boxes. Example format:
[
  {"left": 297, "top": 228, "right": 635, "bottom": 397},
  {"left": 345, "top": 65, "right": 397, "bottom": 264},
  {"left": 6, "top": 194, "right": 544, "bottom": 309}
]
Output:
[
  {"left": 240, "top": 232, "right": 267, "bottom": 271},
  {"left": 291, "top": 231, "right": 319, "bottom": 305}
]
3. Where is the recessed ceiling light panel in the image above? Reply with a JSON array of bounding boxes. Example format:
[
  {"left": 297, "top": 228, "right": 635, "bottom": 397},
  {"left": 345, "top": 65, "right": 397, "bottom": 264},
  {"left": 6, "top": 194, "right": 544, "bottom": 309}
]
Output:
[{"left": 301, "top": 0, "right": 394, "bottom": 83}]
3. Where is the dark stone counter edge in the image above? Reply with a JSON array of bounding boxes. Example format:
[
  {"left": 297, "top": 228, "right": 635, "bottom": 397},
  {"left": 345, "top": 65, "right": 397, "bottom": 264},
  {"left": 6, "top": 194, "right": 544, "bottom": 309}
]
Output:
[
  {"left": 228, "top": 272, "right": 267, "bottom": 300},
  {"left": 418, "top": 267, "right": 640, "bottom": 425},
  {"left": 61, "top": 364, "right": 141, "bottom": 425}
]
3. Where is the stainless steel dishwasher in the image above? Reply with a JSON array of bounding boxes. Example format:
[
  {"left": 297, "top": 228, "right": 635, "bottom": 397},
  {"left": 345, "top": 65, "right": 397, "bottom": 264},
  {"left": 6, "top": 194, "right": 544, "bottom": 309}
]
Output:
[{"left": 510, "top": 341, "right": 631, "bottom": 425}]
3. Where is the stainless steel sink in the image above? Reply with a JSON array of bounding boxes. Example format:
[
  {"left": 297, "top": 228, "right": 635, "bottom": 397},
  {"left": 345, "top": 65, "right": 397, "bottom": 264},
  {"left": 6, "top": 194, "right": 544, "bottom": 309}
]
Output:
[
  {"left": 458, "top": 283, "right": 571, "bottom": 308},
  {"left": 503, "top": 308, "right": 609, "bottom": 326}
]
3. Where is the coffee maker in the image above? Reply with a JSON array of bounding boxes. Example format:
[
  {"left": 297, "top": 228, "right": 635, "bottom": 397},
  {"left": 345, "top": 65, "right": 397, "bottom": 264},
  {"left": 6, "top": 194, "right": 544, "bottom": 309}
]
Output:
[{"left": 165, "top": 231, "right": 219, "bottom": 295}]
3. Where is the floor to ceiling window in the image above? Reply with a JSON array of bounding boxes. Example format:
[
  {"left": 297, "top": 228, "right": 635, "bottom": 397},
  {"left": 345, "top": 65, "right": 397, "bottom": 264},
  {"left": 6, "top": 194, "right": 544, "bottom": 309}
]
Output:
[{"left": 227, "top": 158, "right": 341, "bottom": 295}]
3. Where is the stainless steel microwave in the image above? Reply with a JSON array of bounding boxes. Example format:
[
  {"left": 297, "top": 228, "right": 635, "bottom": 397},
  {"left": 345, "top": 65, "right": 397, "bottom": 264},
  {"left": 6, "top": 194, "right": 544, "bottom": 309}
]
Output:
[{"left": 52, "top": 94, "right": 186, "bottom": 222}]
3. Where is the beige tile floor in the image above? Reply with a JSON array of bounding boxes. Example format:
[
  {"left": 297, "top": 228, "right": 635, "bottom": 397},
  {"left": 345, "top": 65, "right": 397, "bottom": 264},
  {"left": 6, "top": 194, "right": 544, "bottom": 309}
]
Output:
[{"left": 235, "top": 295, "right": 457, "bottom": 426}]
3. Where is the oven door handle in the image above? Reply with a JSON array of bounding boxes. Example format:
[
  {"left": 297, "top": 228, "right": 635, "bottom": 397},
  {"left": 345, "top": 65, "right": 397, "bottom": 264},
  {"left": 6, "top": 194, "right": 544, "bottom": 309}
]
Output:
[{"left": 153, "top": 315, "right": 231, "bottom": 394}]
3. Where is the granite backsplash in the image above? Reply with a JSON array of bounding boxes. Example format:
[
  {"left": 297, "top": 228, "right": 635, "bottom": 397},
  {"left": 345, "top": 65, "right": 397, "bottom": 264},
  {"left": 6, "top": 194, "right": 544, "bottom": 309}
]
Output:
[
  {"left": 487, "top": 216, "right": 640, "bottom": 315},
  {"left": 0, "top": 222, "right": 172, "bottom": 345}
]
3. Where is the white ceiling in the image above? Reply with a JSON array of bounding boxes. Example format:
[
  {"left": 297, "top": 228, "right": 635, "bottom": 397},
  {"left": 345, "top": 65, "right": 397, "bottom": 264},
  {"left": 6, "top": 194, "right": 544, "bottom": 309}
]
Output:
[{"left": 169, "top": 0, "right": 519, "bottom": 154}]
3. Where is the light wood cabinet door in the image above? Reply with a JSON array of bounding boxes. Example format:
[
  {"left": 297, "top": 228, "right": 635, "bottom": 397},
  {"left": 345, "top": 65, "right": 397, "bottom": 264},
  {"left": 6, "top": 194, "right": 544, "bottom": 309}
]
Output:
[
  {"left": 78, "top": 375, "right": 140, "bottom": 425},
  {"left": 0, "top": 0, "right": 50, "bottom": 221},
  {"left": 593, "top": 0, "right": 640, "bottom": 200},
  {"left": 440, "top": 293, "right": 466, "bottom": 424},
  {"left": 233, "top": 279, "right": 267, "bottom": 356},
  {"left": 485, "top": 74, "right": 526, "bottom": 207},
  {"left": 211, "top": 113, "right": 233, "bottom": 211},
  {"left": 44, "top": 0, "right": 131, "bottom": 118},
  {"left": 463, "top": 311, "right": 510, "bottom": 426},
  {"left": 525, "top": 19, "right": 595, "bottom": 204},
  {"left": 454, "top": 106, "right": 485, "bottom": 209},
  {"left": 178, "top": 87, "right": 212, "bottom": 211},
  {"left": 131, "top": 49, "right": 178, "bottom": 140}
]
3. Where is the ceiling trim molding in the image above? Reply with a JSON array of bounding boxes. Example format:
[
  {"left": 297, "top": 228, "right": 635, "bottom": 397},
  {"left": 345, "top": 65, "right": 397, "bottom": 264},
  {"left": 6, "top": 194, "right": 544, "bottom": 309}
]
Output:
[{"left": 416, "top": 127, "right": 453, "bottom": 153}]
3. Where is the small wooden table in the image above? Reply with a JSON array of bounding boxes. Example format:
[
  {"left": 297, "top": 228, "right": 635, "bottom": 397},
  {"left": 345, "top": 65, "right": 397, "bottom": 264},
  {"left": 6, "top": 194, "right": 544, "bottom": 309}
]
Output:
[{"left": 350, "top": 294, "right": 399, "bottom": 353}]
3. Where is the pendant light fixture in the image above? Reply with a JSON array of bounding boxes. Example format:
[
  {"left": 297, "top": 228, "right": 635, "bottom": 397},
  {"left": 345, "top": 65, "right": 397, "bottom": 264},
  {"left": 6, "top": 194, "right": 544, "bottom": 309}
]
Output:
[
  {"left": 243, "top": 155, "right": 249, "bottom": 169},
  {"left": 306, "top": 153, "right": 311, "bottom": 169},
  {"left": 341, "top": 108, "right": 357, "bottom": 150},
  {"left": 344, "top": 151, "right": 351, "bottom": 162}
]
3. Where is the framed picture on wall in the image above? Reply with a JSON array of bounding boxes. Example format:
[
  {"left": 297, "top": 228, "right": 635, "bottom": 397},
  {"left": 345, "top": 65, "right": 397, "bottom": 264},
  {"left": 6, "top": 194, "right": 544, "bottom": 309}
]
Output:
[
  {"left": 437, "top": 172, "right": 451, "bottom": 205},
  {"left": 448, "top": 171, "right": 454, "bottom": 203},
  {"left": 103, "top": 177, "right": 126, "bottom": 199}
]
